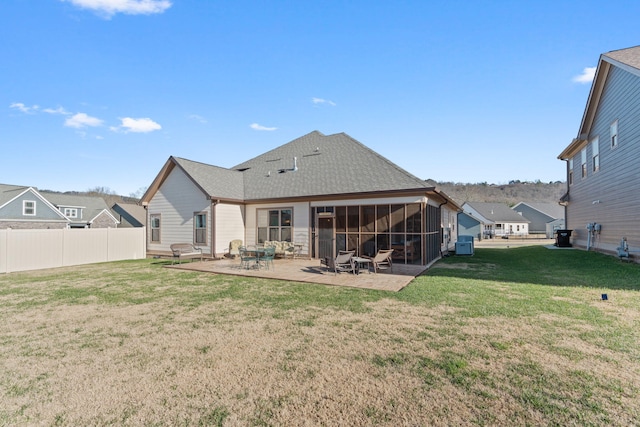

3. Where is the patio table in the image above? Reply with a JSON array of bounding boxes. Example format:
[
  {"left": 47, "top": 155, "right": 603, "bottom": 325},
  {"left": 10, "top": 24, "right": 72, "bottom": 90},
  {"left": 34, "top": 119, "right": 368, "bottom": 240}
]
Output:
[{"left": 352, "top": 256, "right": 372, "bottom": 274}]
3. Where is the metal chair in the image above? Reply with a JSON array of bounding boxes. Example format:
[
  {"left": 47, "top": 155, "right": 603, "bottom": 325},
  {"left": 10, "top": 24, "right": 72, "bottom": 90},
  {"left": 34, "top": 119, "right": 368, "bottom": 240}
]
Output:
[
  {"left": 239, "top": 246, "right": 257, "bottom": 269},
  {"left": 259, "top": 246, "right": 276, "bottom": 270},
  {"left": 333, "top": 250, "right": 356, "bottom": 275}
]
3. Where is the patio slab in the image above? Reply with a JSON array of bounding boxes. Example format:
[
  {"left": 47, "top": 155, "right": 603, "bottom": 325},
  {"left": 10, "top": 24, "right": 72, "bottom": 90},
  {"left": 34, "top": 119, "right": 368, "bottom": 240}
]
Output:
[{"left": 167, "top": 257, "right": 427, "bottom": 292}]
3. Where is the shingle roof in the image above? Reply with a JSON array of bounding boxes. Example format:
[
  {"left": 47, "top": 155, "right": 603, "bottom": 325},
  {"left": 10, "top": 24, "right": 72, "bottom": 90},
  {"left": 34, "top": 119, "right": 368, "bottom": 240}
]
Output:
[
  {"left": 514, "top": 202, "right": 564, "bottom": 219},
  {"left": 112, "top": 202, "right": 146, "bottom": 227},
  {"left": 0, "top": 184, "right": 29, "bottom": 206},
  {"left": 41, "top": 192, "right": 113, "bottom": 224},
  {"left": 604, "top": 45, "right": 640, "bottom": 72},
  {"left": 232, "top": 131, "right": 432, "bottom": 200},
  {"left": 172, "top": 157, "right": 245, "bottom": 201},
  {"left": 465, "top": 202, "right": 529, "bottom": 223}
]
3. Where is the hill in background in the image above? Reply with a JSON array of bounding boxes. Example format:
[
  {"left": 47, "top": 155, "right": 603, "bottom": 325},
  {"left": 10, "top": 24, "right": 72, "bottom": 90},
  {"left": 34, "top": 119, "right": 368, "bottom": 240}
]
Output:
[{"left": 429, "top": 180, "right": 566, "bottom": 207}]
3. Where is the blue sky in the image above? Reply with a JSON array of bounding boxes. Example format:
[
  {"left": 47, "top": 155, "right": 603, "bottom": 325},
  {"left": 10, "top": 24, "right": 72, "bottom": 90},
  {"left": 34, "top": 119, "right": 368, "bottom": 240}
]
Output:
[{"left": 2, "top": 0, "right": 640, "bottom": 196}]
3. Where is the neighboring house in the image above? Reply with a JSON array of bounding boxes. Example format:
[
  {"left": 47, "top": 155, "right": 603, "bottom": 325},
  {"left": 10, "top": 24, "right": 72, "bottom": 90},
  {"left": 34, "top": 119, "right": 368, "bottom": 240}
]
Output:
[
  {"left": 462, "top": 202, "right": 529, "bottom": 237},
  {"left": 0, "top": 184, "right": 69, "bottom": 229},
  {"left": 457, "top": 211, "right": 485, "bottom": 240},
  {"left": 558, "top": 46, "right": 640, "bottom": 253},
  {"left": 112, "top": 202, "right": 146, "bottom": 228},
  {"left": 511, "top": 202, "right": 565, "bottom": 237},
  {"left": 141, "top": 131, "right": 460, "bottom": 266},
  {"left": 0, "top": 183, "right": 119, "bottom": 229}
]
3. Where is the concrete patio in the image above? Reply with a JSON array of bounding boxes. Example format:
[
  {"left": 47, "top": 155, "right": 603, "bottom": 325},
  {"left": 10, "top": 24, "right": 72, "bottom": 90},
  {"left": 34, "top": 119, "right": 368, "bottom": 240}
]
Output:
[{"left": 167, "top": 257, "right": 429, "bottom": 292}]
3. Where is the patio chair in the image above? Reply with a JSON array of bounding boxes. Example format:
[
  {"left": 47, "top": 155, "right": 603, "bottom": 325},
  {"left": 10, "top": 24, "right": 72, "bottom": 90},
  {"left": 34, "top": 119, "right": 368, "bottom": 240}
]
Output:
[
  {"left": 228, "top": 239, "right": 243, "bottom": 258},
  {"left": 333, "top": 250, "right": 356, "bottom": 275},
  {"left": 239, "top": 246, "right": 257, "bottom": 269},
  {"left": 259, "top": 246, "right": 276, "bottom": 270},
  {"left": 367, "top": 249, "right": 394, "bottom": 273}
]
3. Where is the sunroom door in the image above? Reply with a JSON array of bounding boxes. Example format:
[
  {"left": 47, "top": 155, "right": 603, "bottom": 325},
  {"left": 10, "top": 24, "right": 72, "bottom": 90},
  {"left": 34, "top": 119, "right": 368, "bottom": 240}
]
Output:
[{"left": 317, "top": 216, "right": 334, "bottom": 261}]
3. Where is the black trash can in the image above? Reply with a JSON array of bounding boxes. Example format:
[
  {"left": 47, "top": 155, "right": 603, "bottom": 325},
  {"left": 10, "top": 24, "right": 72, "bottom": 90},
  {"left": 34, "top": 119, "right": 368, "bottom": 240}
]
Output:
[{"left": 555, "top": 229, "right": 572, "bottom": 247}]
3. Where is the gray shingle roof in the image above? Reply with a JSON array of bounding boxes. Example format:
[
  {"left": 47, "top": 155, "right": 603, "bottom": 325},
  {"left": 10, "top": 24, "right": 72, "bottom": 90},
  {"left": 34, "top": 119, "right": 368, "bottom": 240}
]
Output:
[
  {"left": 514, "top": 202, "right": 564, "bottom": 219},
  {"left": 0, "top": 184, "right": 29, "bottom": 206},
  {"left": 604, "top": 45, "right": 640, "bottom": 71},
  {"left": 172, "top": 157, "right": 245, "bottom": 201},
  {"left": 465, "top": 202, "right": 530, "bottom": 223},
  {"left": 41, "top": 192, "right": 113, "bottom": 224},
  {"left": 232, "top": 131, "right": 432, "bottom": 200}
]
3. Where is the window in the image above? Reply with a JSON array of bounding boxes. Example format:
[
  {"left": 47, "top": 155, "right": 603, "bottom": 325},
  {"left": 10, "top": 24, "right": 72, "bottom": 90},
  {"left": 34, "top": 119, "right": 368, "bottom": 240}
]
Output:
[
  {"left": 611, "top": 120, "right": 618, "bottom": 148},
  {"left": 257, "top": 208, "right": 292, "bottom": 243},
  {"left": 591, "top": 137, "right": 600, "bottom": 172},
  {"left": 64, "top": 208, "right": 78, "bottom": 218},
  {"left": 150, "top": 214, "right": 161, "bottom": 243},
  {"left": 581, "top": 148, "right": 587, "bottom": 178},
  {"left": 568, "top": 159, "right": 573, "bottom": 185},
  {"left": 23, "top": 200, "right": 36, "bottom": 216},
  {"left": 194, "top": 213, "right": 207, "bottom": 244}
]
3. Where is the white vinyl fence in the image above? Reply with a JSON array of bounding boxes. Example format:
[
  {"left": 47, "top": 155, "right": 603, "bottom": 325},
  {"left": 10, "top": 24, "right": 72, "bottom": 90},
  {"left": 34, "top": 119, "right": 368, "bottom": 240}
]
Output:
[{"left": 0, "top": 227, "right": 146, "bottom": 273}]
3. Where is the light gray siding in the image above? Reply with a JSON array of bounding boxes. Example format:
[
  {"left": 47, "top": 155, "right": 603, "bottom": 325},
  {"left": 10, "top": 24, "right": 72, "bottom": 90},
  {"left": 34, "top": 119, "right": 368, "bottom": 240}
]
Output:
[
  {"left": 147, "top": 168, "right": 211, "bottom": 254},
  {"left": 566, "top": 65, "right": 640, "bottom": 252},
  {"left": 512, "top": 205, "right": 553, "bottom": 234}
]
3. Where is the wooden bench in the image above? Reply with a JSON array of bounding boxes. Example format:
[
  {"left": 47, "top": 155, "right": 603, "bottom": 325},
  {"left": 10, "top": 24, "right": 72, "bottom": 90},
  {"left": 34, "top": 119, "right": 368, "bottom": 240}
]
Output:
[{"left": 170, "top": 243, "right": 203, "bottom": 264}]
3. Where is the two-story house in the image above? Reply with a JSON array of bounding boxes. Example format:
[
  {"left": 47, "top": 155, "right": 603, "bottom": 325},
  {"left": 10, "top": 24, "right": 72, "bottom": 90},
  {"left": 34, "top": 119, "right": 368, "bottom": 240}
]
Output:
[{"left": 558, "top": 46, "right": 640, "bottom": 253}]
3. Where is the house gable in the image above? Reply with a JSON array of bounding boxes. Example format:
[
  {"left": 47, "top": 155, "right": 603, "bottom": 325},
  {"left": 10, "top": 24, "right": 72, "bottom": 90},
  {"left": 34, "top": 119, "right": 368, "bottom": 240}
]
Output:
[{"left": 0, "top": 185, "right": 68, "bottom": 223}]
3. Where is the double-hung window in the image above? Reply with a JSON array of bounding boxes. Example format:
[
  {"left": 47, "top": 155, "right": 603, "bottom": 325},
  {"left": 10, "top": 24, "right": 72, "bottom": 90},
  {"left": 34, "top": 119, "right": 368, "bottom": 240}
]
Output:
[
  {"left": 194, "top": 213, "right": 207, "bottom": 245},
  {"left": 610, "top": 120, "right": 618, "bottom": 148},
  {"left": 257, "top": 208, "right": 292, "bottom": 243},
  {"left": 591, "top": 137, "right": 600, "bottom": 172},
  {"left": 581, "top": 148, "right": 587, "bottom": 179},
  {"left": 23, "top": 200, "right": 36, "bottom": 216},
  {"left": 150, "top": 214, "right": 161, "bottom": 243}
]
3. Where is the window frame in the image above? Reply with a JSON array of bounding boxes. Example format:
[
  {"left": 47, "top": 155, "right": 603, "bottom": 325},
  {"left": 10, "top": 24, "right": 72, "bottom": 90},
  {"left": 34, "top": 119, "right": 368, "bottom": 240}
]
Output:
[
  {"left": 610, "top": 120, "right": 618, "bottom": 149},
  {"left": 591, "top": 137, "right": 600, "bottom": 173},
  {"left": 194, "top": 212, "right": 207, "bottom": 245},
  {"left": 257, "top": 207, "right": 293, "bottom": 243},
  {"left": 150, "top": 214, "right": 161, "bottom": 243},
  {"left": 581, "top": 148, "right": 587, "bottom": 179},
  {"left": 23, "top": 200, "right": 36, "bottom": 216},
  {"left": 64, "top": 207, "right": 78, "bottom": 218},
  {"left": 568, "top": 158, "right": 574, "bottom": 185}
]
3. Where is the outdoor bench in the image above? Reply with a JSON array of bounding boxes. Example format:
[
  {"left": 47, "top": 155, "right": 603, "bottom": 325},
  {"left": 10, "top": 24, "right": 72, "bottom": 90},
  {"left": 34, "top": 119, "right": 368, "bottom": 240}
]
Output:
[{"left": 170, "top": 243, "right": 203, "bottom": 264}]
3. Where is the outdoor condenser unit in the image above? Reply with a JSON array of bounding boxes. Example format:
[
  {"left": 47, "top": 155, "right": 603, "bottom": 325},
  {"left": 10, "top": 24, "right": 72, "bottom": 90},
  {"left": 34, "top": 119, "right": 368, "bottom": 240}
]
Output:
[{"left": 455, "top": 235, "right": 474, "bottom": 256}]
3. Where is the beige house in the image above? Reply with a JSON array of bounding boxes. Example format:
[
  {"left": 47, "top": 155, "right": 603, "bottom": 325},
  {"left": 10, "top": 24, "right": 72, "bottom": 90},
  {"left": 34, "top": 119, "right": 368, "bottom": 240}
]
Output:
[{"left": 141, "top": 131, "right": 460, "bottom": 266}]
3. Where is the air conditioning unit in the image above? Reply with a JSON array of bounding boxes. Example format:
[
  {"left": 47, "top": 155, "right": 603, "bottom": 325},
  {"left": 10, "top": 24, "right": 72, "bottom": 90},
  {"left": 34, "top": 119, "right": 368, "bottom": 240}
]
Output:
[{"left": 455, "top": 235, "right": 474, "bottom": 255}]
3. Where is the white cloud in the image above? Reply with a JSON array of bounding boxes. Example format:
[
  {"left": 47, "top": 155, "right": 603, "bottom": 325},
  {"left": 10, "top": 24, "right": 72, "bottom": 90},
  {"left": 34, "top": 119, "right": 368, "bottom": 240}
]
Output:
[
  {"left": 312, "top": 97, "right": 336, "bottom": 106},
  {"left": 115, "top": 117, "right": 162, "bottom": 133},
  {"left": 573, "top": 66, "right": 597, "bottom": 84},
  {"left": 65, "top": 112, "right": 103, "bottom": 128},
  {"left": 10, "top": 102, "right": 39, "bottom": 114},
  {"left": 250, "top": 123, "right": 278, "bottom": 131},
  {"left": 43, "top": 106, "right": 71, "bottom": 115},
  {"left": 63, "top": 0, "right": 172, "bottom": 17}
]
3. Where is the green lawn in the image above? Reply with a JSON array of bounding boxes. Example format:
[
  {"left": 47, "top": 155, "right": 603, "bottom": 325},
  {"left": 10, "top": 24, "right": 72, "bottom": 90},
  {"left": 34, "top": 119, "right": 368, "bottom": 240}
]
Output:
[{"left": 1, "top": 247, "right": 639, "bottom": 426}]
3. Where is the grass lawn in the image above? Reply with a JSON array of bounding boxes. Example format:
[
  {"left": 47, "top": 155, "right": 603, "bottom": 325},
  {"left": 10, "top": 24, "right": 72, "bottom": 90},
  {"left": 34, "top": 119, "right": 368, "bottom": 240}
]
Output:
[{"left": 1, "top": 246, "right": 639, "bottom": 426}]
